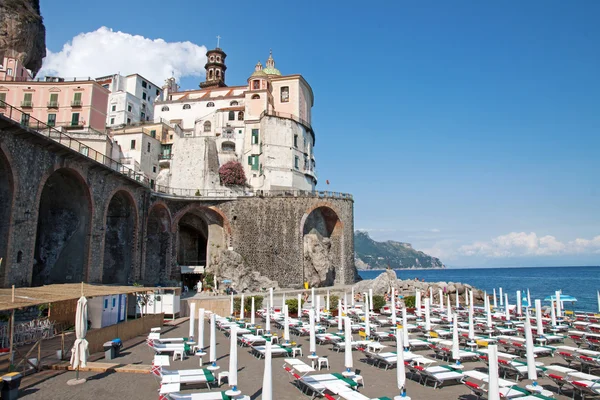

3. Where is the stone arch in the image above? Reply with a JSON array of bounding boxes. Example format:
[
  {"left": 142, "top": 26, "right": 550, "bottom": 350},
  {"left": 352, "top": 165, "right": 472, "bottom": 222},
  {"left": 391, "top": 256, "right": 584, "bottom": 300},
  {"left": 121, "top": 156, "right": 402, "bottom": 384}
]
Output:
[
  {"left": 102, "top": 189, "right": 138, "bottom": 284},
  {"left": 300, "top": 203, "right": 344, "bottom": 287},
  {"left": 145, "top": 202, "right": 172, "bottom": 285},
  {"left": 0, "top": 145, "right": 15, "bottom": 284},
  {"left": 32, "top": 167, "right": 93, "bottom": 286}
]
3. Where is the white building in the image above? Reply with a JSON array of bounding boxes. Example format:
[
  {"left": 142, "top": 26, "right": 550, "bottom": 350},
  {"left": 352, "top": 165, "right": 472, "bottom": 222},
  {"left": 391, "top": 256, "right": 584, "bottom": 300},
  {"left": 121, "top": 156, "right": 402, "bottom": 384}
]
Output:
[
  {"left": 97, "top": 74, "right": 162, "bottom": 128},
  {"left": 154, "top": 48, "right": 317, "bottom": 192}
]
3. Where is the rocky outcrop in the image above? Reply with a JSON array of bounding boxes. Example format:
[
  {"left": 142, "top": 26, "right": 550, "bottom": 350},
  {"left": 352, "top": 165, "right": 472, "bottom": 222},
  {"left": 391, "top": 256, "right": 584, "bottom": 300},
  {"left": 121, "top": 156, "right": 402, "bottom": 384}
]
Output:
[
  {"left": 0, "top": 0, "right": 46, "bottom": 77},
  {"left": 208, "top": 249, "right": 279, "bottom": 292},
  {"left": 303, "top": 232, "right": 335, "bottom": 287},
  {"left": 354, "top": 270, "right": 485, "bottom": 304}
]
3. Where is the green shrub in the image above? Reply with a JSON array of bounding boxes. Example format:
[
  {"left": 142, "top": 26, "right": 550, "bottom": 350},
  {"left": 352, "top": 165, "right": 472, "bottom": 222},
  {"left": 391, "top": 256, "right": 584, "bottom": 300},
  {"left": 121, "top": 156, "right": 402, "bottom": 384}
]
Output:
[
  {"left": 204, "top": 273, "right": 214, "bottom": 288},
  {"left": 403, "top": 295, "right": 416, "bottom": 308},
  {"left": 372, "top": 294, "right": 386, "bottom": 311},
  {"left": 329, "top": 295, "right": 340, "bottom": 312},
  {"left": 285, "top": 299, "right": 299, "bottom": 314},
  {"left": 233, "top": 295, "right": 264, "bottom": 315}
]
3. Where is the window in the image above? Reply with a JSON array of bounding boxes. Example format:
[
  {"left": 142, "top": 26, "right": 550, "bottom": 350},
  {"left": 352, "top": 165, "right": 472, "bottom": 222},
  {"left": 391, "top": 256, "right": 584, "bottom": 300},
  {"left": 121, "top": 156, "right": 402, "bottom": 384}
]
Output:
[
  {"left": 251, "top": 94, "right": 260, "bottom": 100},
  {"left": 209, "top": 70, "right": 213, "bottom": 79},
  {"left": 142, "top": 103, "right": 146, "bottom": 110},
  {"left": 47, "top": 113, "right": 56, "bottom": 127},
  {"left": 156, "top": 89, "right": 160, "bottom": 96},
  {"left": 222, "top": 141, "right": 235, "bottom": 152},
  {"left": 71, "top": 112, "right": 80, "bottom": 126},
  {"left": 141, "top": 80, "right": 147, "bottom": 88},
  {"left": 294, "top": 134, "right": 298, "bottom": 148},
  {"left": 22, "top": 92, "right": 32, "bottom": 107},
  {"left": 170, "top": 134, "right": 173, "bottom": 139},
  {"left": 203, "top": 121, "right": 211, "bottom": 132},
  {"left": 294, "top": 156, "right": 299, "bottom": 169},
  {"left": 0, "top": 93, "right": 5, "bottom": 104},
  {"left": 102, "top": 84, "right": 109, "bottom": 89},
  {"left": 251, "top": 129, "right": 259, "bottom": 144},
  {"left": 183, "top": 104, "right": 191, "bottom": 110},
  {"left": 127, "top": 117, "right": 131, "bottom": 124},
  {"left": 238, "top": 111, "right": 244, "bottom": 120},
  {"left": 6, "top": 68, "right": 12, "bottom": 76},
  {"left": 150, "top": 129, "right": 156, "bottom": 138},
  {"left": 252, "top": 80, "right": 260, "bottom": 90},
  {"left": 142, "top": 92, "right": 147, "bottom": 100},
  {"left": 127, "top": 104, "right": 132, "bottom": 112},
  {"left": 147, "top": 142, "right": 151, "bottom": 152},
  {"left": 161, "top": 106, "right": 170, "bottom": 112},
  {"left": 228, "top": 111, "right": 235, "bottom": 121},
  {"left": 248, "top": 155, "right": 259, "bottom": 170},
  {"left": 20, "top": 113, "right": 29, "bottom": 126},
  {"left": 216, "top": 70, "right": 221, "bottom": 78},
  {"left": 81, "top": 146, "right": 89, "bottom": 157},
  {"left": 230, "top": 101, "right": 238, "bottom": 106},
  {"left": 149, "top": 84, "right": 152, "bottom": 89},
  {"left": 110, "top": 118, "right": 115, "bottom": 125},
  {"left": 281, "top": 86, "right": 290, "bottom": 103},
  {"left": 206, "top": 102, "right": 215, "bottom": 107},
  {"left": 72, "top": 92, "right": 82, "bottom": 106},
  {"left": 153, "top": 166, "right": 156, "bottom": 173},
  {"left": 141, "top": 111, "right": 146, "bottom": 119},
  {"left": 111, "top": 104, "right": 116, "bottom": 111},
  {"left": 130, "top": 140, "right": 136, "bottom": 149},
  {"left": 48, "top": 93, "right": 58, "bottom": 107}
]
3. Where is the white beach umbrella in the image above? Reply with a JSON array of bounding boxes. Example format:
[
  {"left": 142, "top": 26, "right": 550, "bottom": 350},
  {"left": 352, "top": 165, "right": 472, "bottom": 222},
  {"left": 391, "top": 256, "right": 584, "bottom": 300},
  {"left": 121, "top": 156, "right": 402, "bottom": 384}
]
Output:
[
  {"left": 446, "top": 295, "right": 451, "bottom": 317},
  {"left": 415, "top": 290, "right": 421, "bottom": 317},
  {"left": 424, "top": 299, "right": 431, "bottom": 332},
  {"left": 364, "top": 295, "right": 370, "bottom": 338},
  {"left": 493, "top": 288, "right": 497, "bottom": 308},
  {"left": 516, "top": 290, "right": 522, "bottom": 316},
  {"left": 326, "top": 290, "right": 330, "bottom": 312},
  {"left": 486, "top": 293, "right": 493, "bottom": 328},
  {"left": 391, "top": 287, "right": 397, "bottom": 326},
  {"left": 465, "top": 289, "right": 469, "bottom": 306},
  {"left": 251, "top": 297, "right": 256, "bottom": 325},
  {"left": 189, "top": 302, "right": 196, "bottom": 339},
  {"left": 209, "top": 313, "right": 217, "bottom": 366},
  {"left": 270, "top": 288, "right": 274, "bottom": 311},
  {"left": 198, "top": 308, "right": 206, "bottom": 355},
  {"left": 297, "top": 293, "right": 302, "bottom": 318},
  {"left": 429, "top": 287, "right": 433, "bottom": 302},
  {"left": 597, "top": 291, "right": 600, "bottom": 313},
  {"left": 402, "top": 307, "right": 409, "bottom": 347},
  {"left": 468, "top": 300, "right": 475, "bottom": 340},
  {"left": 309, "top": 309, "right": 317, "bottom": 356},
  {"left": 70, "top": 296, "right": 89, "bottom": 383},
  {"left": 550, "top": 300, "right": 557, "bottom": 327},
  {"left": 488, "top": 344, "right": 500, "bottom": 400},
  {"left": 505, "top": 294, "right": 510, "bottom": 321},
  {"left": 555, "top": 291, "right": 562, "bottom": 317},
  {"left": 265, "top": 300, "right": 271, "bottom": 333},
  {"left": 311, "top": 287, "right": 315, "bottom": 308},
  {"left": 535, "top": 299, "right": 544, "bottom": 336},
  {"left": 524, "top": 313, "right": 538, "bottom": 382},
  {"left": 369, "top": 289, "right": 374, "bottom": 311},
  {"left": 499, "top": 287, "right": 503, "bottom": 306},
  {"left": 228, "top": 325, "right": 239, "bottom": 391},
  {"left": 344, "top": 316, "right": 353, "bottom": 373},
  {"left": 455, "top": 289, "right": 460, "bottom": 309},
  {"left": 452, "top": 314, "right": 460, "bottom": 364},
  {"left": 351, "top": 287, "right": 355, "bottom": 306},
  {"left": 395, "top": 325, "right": 407, "bottom": 400},
  {"left": 262, "top": 338, "right": 273, "bottom": 400},
  {"left": 316, "top": 295, "right": 321, "bottom": 322},
  {"left": 439, "top": 288, "right": 444, "bottom": 311},
  {"left": 284, "top": 305, "right": 290, "bottom": 343},
  {"left": 338, "top": 299, "right": 343, "bottom": 333},
  {"left": 240, "top": 294, "right": 245, "bottom": 320},
  {"left": 527, "top": 289, "right": 532, "bottom": 311},
  {"left": 230, "top": 292, "right": 234, "bottom": 316},
  {"left": 344, "top": 292, "right": 348, "bottom": 314},
  {"left": 282, "top": 293, "right": 286, "bottom": 312}
]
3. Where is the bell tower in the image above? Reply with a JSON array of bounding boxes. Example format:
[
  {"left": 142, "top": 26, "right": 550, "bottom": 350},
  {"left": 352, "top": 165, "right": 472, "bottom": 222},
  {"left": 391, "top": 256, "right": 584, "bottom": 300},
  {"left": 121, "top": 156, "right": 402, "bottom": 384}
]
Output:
[{"left": 200, "top": 37, "right": 227, "bottom": 89}]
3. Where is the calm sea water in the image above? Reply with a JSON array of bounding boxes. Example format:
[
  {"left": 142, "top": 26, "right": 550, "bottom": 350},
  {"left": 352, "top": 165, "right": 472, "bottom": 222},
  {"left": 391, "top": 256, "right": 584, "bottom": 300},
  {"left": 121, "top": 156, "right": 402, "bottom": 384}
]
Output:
[{"left": 358, "top": 266, "right": 600, "bottom": 313}]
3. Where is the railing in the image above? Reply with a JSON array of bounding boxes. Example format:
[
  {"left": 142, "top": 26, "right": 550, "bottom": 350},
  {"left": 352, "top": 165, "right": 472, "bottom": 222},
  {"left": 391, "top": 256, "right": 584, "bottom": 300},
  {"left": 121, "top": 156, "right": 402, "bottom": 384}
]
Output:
[
  {"left": 153, "top": 184, "right": 352, "bottom": 200},
  {"left": 159, "top": 154, "right": 172, "bottom": 160},
  {"left": 71, "top": 100, "right": 83, "bottom": 107},
  {"left": 47, "top": 101, "right": 59, "bottom": 108},
  {"left": 57, "top": 119, "right": 86, "bottom": 128},
  {"left": 0, "top": 100, "right": 150, "bottom": 187},
  {"left": 21, "top": 101, "right": 33, "bottom": 108}
]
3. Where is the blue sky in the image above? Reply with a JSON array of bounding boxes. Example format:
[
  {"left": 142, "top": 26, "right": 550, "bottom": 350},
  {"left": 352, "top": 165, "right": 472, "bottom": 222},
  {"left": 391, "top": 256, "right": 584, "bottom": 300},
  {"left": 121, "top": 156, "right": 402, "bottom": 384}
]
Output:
[{"left": 40, "top": 0, "right": 600, "bottom": 267}]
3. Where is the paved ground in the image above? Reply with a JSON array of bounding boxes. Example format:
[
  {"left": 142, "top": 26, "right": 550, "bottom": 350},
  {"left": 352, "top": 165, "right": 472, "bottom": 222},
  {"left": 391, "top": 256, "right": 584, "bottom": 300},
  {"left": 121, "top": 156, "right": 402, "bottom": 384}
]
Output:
[{"left": 18, "top": 316, "right": 579, "bottom": 400}]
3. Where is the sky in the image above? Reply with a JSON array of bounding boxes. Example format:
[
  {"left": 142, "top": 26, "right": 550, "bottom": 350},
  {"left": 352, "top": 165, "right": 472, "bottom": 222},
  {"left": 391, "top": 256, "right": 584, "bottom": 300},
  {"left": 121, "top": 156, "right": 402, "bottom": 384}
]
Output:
[{"left": 39, "top": 0, "right": 600, "bottom": 268}]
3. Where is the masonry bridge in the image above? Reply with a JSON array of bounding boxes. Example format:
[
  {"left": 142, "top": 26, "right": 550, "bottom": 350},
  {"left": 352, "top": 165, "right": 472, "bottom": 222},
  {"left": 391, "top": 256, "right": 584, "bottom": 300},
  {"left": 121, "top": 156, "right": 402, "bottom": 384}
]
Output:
[{"left": 0, "top": 102, "right": 355, "bottom": 289}]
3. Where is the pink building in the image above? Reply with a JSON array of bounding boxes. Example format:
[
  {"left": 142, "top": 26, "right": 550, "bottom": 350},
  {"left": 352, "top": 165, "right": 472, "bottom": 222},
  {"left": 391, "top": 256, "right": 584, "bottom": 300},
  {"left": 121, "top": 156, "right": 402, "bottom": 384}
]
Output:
[
  {"left": 0, "top": 56, "right": 32, "bottom": 81},
  {"left": 0, "top": 73, "right": 109, "bottom": 132}
]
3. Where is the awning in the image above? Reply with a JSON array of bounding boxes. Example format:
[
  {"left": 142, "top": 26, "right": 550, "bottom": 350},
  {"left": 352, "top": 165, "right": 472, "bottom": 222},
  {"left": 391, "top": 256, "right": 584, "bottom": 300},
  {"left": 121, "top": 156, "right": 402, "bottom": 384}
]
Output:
[{"left": 180, "top": 265, "right": 205, "bottom": 274}]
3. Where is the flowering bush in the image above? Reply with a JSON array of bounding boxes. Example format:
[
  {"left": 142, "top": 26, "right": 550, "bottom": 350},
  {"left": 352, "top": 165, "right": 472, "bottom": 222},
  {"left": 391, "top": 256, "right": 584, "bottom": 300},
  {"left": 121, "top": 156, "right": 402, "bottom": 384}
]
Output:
[{"left": 219, "top": 161, "right": 246, "bottom": 186}]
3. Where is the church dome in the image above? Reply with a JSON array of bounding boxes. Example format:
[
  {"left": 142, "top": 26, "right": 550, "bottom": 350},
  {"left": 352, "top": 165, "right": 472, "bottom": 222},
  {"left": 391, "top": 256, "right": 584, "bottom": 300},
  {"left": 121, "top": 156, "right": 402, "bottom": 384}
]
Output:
[
  {"left": 263, "top": 50, "right": 281, "bottom": 76},
  {"left": 250, "top": 60, "right": 268, "bottom": 78}
]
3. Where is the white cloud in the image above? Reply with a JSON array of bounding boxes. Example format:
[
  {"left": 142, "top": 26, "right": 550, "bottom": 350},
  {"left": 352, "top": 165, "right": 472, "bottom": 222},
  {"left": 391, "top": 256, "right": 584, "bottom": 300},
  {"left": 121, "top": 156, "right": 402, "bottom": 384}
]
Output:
[
  {"left": 458, "top": 232, "right": 600, "bottom": 258},
  {"left": 39, "top": 27, "right": 207, "bottom": 85}
]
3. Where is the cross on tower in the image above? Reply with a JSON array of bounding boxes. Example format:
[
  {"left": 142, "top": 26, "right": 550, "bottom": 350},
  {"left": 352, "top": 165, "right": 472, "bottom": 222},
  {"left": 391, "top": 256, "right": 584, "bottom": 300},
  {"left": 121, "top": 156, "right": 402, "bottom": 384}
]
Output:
[{"left": 216, "top": 35, "right": 221, "bottom": 48}]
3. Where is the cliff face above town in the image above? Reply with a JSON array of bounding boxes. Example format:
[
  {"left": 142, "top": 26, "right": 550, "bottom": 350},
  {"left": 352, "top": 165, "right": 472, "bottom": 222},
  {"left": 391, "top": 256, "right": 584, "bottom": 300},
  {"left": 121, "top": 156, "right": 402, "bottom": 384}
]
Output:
[
  {"left": 354, "top": 231, "right": 445, "bottom": 270},
  {"left": 0, "top": 0, "right": 46, "bottom": 76}
]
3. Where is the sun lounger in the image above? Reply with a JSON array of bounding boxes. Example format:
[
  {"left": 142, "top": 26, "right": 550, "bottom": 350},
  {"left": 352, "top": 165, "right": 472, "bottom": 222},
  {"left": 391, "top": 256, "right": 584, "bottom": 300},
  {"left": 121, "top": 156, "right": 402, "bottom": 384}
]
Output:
[
  {"left": 299, "top": 373, "right": 357, "bottom": 397},
  {"left": 167, "top": 390, "right": 245, "bottom": 400},
  {"left": 415, "top": 366, "right": 464, "bottom": 389},
  {"left": 316, "top": 333, "right": 343, "bottom": 345},
  {"left": 250, "top": 344, "right": 290, "bottom": 358},
  {"left": 160, "top": 368, "right": 216, "bottom": 388},
  {"left": 149, "top": 341, "right": 186, "bottom": 355}
]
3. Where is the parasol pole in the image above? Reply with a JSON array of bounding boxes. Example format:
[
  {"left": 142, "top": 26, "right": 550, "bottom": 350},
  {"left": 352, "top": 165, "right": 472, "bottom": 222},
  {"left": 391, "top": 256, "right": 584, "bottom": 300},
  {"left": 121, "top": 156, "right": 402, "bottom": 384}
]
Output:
[{"left": 9, "top": 285, "right": 15, "bottom": 369}]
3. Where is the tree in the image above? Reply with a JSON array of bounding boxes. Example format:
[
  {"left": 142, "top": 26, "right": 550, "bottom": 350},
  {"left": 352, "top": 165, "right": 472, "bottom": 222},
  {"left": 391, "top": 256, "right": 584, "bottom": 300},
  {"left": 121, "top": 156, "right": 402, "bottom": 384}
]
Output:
[{"left": 219, "top": 161, "right": 247, "bottom": 186}]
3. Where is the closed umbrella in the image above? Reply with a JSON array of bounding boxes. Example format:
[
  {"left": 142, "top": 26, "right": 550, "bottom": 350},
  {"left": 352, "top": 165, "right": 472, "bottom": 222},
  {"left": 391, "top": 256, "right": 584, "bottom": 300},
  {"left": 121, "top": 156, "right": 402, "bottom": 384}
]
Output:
[
  {"left": 230, "top": 293, "right": 234, "bottom": 316},
  {"left": 465, "top": 289, "right": 469, "bottom": 306},
  {"left": 391, "top": 287, "right": 397, "bottom": 326},
  {"left": 455, "top": 290, "right": 459, "bottom": 309},
  {"left": 402, "top": 307, "right": 409, "bottom": 347},
  {"left": 311, "top": 287, "right": 315, "bottom": 309},
  {"left": 240, "top": 294, "right": 245, "bottom": 320},
  {"left": 69, "top": 296, "right": 89, "bottom": 385},
  {"left": 270, "top": 288, "right": 274, "bottom": 312},
  {"left": 262, "top": 338, "right": 273, "bottom": 400},
  {"left": 439, "top": 288, "right": 444, "bottom": 312},
  {"left": 364, "top": 295, "right": 370, "bottom": 338},
  {"left": 499, "top": 287, "right": 503, "bottom": 306},
  {"left": 197, "top": 308, "right": 206, "bottom": 356},
  {"left": 369, "top": 289, "right": 374, "bottom": 311},
  {"left": 316, "top": 295, "right": 321, "bottom": 322},
  {"left": 189, "top": 302, "right": 196, "bottom": 339},
  {"left": 424, "top": 299, "right": 431, "bottom": 332},
  {"left": 309, "top": 309, "right": 317, "bottom": 356},
  {"left": 535, "top": 299, "right": 544, "bottom": 336},
  {"left": 452, "top": 314, "right": 460, "bottom": 366},
  {"left": 488, "top": 344, "right": 500, "bottom": 400},
  {"left": 326, "top": 290, "right": 330, "bottom": 312},
  {"left": 524, "top": 313, "right": 538, "bottom": 383},
  {"left": 344, "top": 292, "right": 348, "bottom": 314},
  {"left": 527, "top": 289, "right": 532, "bottom": 311},
  {"left": 550, "top": 299, "right": 557, "bottom": 327},
  {"left": 282, "top": 293, "right": 286, "bottom": 313},
  {"left": 209, "top": 313, "right": 217, "bottom": 367},
  {"left": 297, "top": 293, "right": 302, "bottom": 318},
  {"left": 493, "top": 288, "right": 497, "bottom": 308},
  {"left": 468, "top": 300, "right": 475, "bottom": 341},
  {"left": 251, "top": 297, "right": 255, "bottom": 325},
  {"left": 338, "top": 299, "right": 343, "bottom": 333},
  {"left": 597, "top": 291, "right": 600, "bottom": 313},
  {"left": 555, "top": 291, "right": 562, "bottom": 318},
  {"left": 415, "top": 290, "right": 421, "bottom": 317},
  {"left": 344, "top": 316, "right": 353, "bottom": 374},
  {"left": 228, "top": 326, "right": 240, "bottom": 394},
  {"left": 351, "top": 287, "right": 355, "bottom": 306},
  {"left": 504, "top": 294, "right": 510, "bottom": 321},
  {"left": 283, "top": 305, "right": 290, "bottom": 343},
  {"left": 486, "top": 294, "right": 493, "bottom": 329},
  {"left": 446, "top": 295, "right": 451, "bottom": 317},
  {"left": 429, "top": 287, "right": 433, "bottom": 303},
  {"left": 394, "top": 325, "right": 409, "bottom": 400},
  {"left": 265, "top": 300, "right": 271, "bottom": 333},
  {"left": 516, "top": 290, "right": 522, "bottom": 316}
]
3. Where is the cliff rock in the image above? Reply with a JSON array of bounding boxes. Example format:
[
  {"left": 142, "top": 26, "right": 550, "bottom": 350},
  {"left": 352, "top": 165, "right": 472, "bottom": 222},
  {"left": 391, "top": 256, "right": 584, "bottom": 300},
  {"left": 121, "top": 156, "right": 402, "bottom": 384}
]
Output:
[
  {"left": 208, "top": 249, "right": 279, "bottom": 292},
  {"left": 303, "top": 232, "right": 335, "bottom": 287},
  {"left": 0, "top": 0, "right": 46, "bottom": 76}
]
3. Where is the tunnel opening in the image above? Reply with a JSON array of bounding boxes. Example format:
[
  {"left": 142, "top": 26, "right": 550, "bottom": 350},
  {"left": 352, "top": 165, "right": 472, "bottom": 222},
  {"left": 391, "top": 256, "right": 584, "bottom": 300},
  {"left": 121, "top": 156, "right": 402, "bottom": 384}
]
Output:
[
  {"left": 32, "top": 168, "right": 91, "bottom": 286},
  {"left": 103, "top": 191, "right": 136, "bottom": 284},
  {"left": 177, "top": 213, "right": 208, "bottom": 267}
]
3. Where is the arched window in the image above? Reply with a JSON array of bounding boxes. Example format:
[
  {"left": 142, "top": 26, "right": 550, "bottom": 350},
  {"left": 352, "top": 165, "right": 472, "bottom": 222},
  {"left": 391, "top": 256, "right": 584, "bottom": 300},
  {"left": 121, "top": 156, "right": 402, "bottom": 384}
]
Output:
[
  {"left": 230, "top": 101, "right": 238, "bottom": 106},
  {"left": 216, "top": 70, "right": 221, "bottom": 78},
  {"left": 252, "top": 80, "right": 260, "bottom": 90},
  {"left": 161, "top": 106, "right": 170, "bottom": 111},
  {"left": 238, "top": 111, "right": 244, "bottom": 120},
  {"left": 203, "top": 121, "right": 211, "bottom": 132},
  {"left": 209, "top": 70, "right": 214, "bottom": 79},
  {"left": 251, "top": 94, "right": 260, "bottom": 100},
  {"left": 281, "top": 86, "right": 290, "bottom": 103},
  {"left": 221, "top": 141, "right": 235, "bottom": 153},
  {"left": 228, "top": 111, "right": 235, "bottom": 121},
  {"left": 183, "top": 104, "right": 191, "bottom": 109},
  {"left": 206, "top": 102, "right": 215, "bottom": 107}
]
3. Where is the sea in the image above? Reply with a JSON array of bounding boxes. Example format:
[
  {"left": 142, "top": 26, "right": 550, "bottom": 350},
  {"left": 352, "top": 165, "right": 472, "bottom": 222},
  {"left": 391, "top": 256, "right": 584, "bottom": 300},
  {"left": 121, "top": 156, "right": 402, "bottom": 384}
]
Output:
[{"left": 358, "top": 266, "right": 600, "bottom": 313}]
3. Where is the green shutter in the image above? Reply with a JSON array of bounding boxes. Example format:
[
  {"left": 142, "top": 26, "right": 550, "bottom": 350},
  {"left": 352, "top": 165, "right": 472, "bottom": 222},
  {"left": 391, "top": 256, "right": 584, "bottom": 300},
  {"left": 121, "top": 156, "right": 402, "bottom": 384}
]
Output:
[
  {"left": 248, "top": 155, "right": 252, "bottom": 165},
  {"left": 24, "top": 93, "right": 32, "bottom": 101}
]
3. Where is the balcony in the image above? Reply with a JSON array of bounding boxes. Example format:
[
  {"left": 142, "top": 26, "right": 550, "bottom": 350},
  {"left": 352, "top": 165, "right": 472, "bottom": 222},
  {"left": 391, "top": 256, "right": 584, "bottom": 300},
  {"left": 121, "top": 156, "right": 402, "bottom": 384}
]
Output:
[
  {"left": 159, "top": 154, "right": 172, "bottom": 160},
  {"left": 47, "top": 101, "right": 59, "bottom": 108},
  {"left": 58, "top": 119, "right": 86, "bottom": 129},
  {"left": 21, "top": 100, "right": 33, "bottom": 108},
  {"left": 71, "top": 100, "right": 83, "bottom": 107}
]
